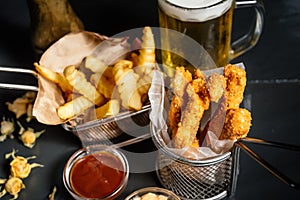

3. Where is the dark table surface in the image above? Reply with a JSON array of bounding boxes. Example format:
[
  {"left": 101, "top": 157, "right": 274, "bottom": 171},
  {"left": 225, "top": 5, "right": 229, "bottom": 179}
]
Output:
[{"left": 0, "top": 0, "right": 300, "bottom": 199}]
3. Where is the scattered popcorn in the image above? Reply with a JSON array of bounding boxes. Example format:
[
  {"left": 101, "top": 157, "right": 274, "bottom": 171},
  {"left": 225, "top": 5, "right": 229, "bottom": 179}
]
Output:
[
  {"left": 48, "top": 186, "right": 57, "bottom": 200},
  {"left": 0, "top": 176, "right": 25, "bottom": 200},
  {"left": 17, "top": 121, "right": 45, "bottom": 148},
  {"left": 0, "top": 118, "right": 15, "bottom": 142},
  {"left": 6, "top": 91, "right": 36, "bottom": 121},
  {"left": 0, "top": 149, "right": 43, "bottom": 199},
  {"left": 6, "top": 149, "right": 44, "bottom": 179}
]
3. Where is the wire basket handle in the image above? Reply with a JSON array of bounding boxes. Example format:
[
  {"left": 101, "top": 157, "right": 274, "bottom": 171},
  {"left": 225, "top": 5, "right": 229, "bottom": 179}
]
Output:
[
  {"left": 0, "top": 66, "right": 38, "bottom": 91},
  {"left": 241, "top": 137, "right": 300, "bottom": 151},
  {"left": 235, "top": 137, "right": 300, "bottom": 189}
]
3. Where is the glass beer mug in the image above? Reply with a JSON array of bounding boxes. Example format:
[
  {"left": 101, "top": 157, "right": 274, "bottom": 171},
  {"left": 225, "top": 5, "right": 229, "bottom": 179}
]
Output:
[{"left": 158, "top": 0, "right": 265, "bottom": 74}]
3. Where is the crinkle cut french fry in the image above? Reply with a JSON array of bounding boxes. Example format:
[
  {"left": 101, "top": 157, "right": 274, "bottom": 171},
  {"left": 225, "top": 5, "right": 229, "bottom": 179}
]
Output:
[
  {"left": 137, "top": 26, "right": 156, "bottom": 66},
  {"left": 112, "top": 60, "right": 142, "bottom": 111},
  {"left": 64, "top": 92, "right": 82, "bottom": 103},
  {"left": 113, "top": 60, "right": 134, "bottom": 81},
  {"left": 33, "top": 62, "right": 72, "bottom": 93},
  {"left": 90, "top": 66, "right": 114, "bottom": 84},
  {"left": 95, "top": 99, "right": 120, "bottom": 119},
  {"left": 135, "top": 26, "right": 156, "bottom": 76},
  {"left": 98, "top": 75, "right": 115, "bottom": 99},
  {"left": 84, "top": 55, "right": 107, "bottom": 74},
  {"left": 89, "top": 72, "right": 101, "bottom": 86},
  {"left": 134, "top": 26, "right": 157, "bottom": 97},
  {"left": 64, "top": 65, "right": 105, "bottom": 106},
  {"left": 102, "top": 66, "right": 113, "bottom": 78},
  {"left": 137, "top": 74, "right": 152, "bottom": 99},
  {"left": 57, "top": 96, "right": 94, "bottom": 120},
  {"left": 90, "top": 67, "right": 115, "bottom": 99}
]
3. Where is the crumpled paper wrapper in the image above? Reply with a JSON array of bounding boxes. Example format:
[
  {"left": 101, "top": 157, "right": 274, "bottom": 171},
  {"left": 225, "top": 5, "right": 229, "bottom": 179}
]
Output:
[
  {"left": 32, "top": 31, "right": 131, "bottom": 125},
  {"left": 149, "top": 63, "right": 245, "bottom": 160}
]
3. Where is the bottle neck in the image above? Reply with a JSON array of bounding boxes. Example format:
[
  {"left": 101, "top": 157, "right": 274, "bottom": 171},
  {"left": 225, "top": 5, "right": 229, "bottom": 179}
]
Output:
[{"left": 26, "top": 0, "right": 84, "bottom": 58}]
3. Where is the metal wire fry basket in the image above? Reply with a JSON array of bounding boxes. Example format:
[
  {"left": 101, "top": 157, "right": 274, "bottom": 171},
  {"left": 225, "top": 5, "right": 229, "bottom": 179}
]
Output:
[
  {"left": 63, "top": 105, "right": 151, "bottom": 146},
  {"left": 156, "top": 151, "right": 232, "bottom": 200},
  {"left": 0, "top": 66, "right": 151, "bottom": 144},
  {"left": 151, "top": 124, "right": 239, "bottom": 200}
]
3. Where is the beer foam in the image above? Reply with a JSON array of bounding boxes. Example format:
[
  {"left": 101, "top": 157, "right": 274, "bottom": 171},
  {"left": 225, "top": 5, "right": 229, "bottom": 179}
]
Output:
[{"left": 159, "top": 0, "right": 233, "bottom": 22}]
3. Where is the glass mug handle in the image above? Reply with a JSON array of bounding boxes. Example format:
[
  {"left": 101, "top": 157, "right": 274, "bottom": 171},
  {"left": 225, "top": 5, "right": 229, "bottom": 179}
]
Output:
[{"left": 229, "top": 0, "right": 265, "bottom": 60}]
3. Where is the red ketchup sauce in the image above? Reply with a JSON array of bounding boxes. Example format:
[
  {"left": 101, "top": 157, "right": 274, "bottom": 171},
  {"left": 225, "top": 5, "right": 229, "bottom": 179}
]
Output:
[{"left": 70, "top": 152, "right": 125, "bottom": 198}]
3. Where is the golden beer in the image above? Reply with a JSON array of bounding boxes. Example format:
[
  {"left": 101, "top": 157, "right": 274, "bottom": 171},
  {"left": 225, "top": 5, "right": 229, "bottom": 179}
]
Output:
[{"left": 158, "top": 0, "right": 234, "bottom": 73}]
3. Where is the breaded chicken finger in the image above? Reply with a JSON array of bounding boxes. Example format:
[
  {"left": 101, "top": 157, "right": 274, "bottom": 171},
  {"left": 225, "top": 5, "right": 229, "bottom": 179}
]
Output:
[
  {"left": 224, "top": 64, "right": 247, "bottom": 109},
  {"left": 168, "top": 67, "right": 192, "bottom": 138},
  {"left": 173, "top": 81, "right": 203, "bottom": 148}
]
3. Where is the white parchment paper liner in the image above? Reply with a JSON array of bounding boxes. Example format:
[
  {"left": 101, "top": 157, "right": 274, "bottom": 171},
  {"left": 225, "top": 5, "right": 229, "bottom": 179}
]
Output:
[
  {"left": 32, "top": 31, "right": 131, "bottom": 125},
  {"left": 149, "top": 63, "right": 245, "bottom": 160}
]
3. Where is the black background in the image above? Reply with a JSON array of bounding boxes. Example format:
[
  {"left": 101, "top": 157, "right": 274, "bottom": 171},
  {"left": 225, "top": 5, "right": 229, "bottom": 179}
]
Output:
[{"left": 0, "top": 0, "right": 299, "bottom": 199}]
